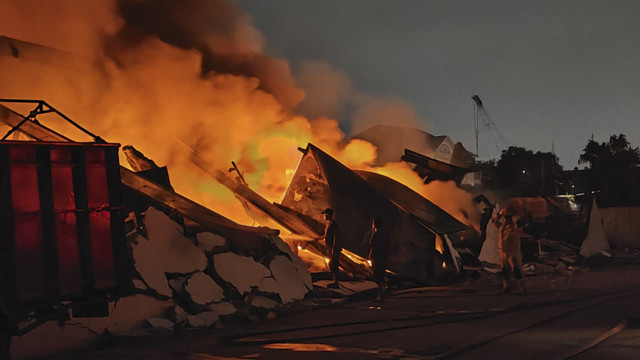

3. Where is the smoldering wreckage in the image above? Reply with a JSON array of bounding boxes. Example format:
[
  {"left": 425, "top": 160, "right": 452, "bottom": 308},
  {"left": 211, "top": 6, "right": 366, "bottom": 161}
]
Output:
[{"left": 0, "top": 99, "right": 632, "bottom": 358}]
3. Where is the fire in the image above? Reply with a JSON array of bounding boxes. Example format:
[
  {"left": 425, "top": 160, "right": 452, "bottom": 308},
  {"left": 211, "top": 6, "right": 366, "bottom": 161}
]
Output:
[
  {"left": 435, "top": 236, "right": 445, "bottom": 254},
  {"left": 0, "top": 0, "right": 479, "bottom": 234},
  {"left": 341, "top": 249, "right": 371, "bottom": 267},
  {"left": 295, "top": 248, "right": 328, "bottom": 273},
  {"left": 366, "top": 162, "right": 479, "bottom": 230}
]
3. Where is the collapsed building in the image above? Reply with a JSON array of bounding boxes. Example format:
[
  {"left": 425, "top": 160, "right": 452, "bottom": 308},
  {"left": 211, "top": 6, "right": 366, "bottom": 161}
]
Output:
[
  {"left": 0, "top": 101, "right": 312, "bottom": 355},
  {"left": 280, "top": 144, "right": 467, "bottom": 282},
  {"left": 351, "top": 124, "right": 475, "bottom": 169},
  {"left": 0, "top": 99, "right": 474, "bottom": 360}
]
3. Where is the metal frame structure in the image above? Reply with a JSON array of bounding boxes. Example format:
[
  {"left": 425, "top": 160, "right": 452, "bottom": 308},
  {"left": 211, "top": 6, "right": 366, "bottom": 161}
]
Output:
[{"left": 0, "top": 99, "right": 104, "bottom": 143}]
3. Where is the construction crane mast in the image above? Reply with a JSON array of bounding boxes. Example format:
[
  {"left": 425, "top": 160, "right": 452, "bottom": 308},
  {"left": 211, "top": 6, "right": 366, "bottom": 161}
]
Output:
[{"left": 472, "top": 95, "right": 508, "bottom": 161}]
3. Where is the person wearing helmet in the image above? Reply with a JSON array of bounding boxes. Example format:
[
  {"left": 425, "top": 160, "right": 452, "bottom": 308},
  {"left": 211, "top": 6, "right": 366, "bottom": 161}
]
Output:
[{"left": 497, "top": 207, "right": 526, "bottom": 294}]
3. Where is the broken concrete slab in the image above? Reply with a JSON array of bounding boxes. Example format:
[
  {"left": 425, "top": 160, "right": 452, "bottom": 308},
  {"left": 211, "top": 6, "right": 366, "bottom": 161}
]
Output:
[
  {"left": 173, "top": 305, "right": 189, "bottom": 324},
  {"left": 270, "top": 235, "right": 313, "bottom": 290},
  {"left": 185, "top": 272, "right": 226, "bottom": 305},
  {"left": 214, "top": 252, "right": 271, "bottom": 294},
  {"left": 259, "top": 255, "right": 309, "bottom": 303},
  {"left": 196, "top": 232, "right": 227, "bottom": 252},
  {"left": 250, "top": 296, "right": 279, "bottom": 309},
  {"left": 209, "top": 301, "right": 238, "bottom": 316},
  {"left": 131, "top": 235, "right": 172, "bottom": 297},
  {"left": 187, "top": 315, "right": 206, "bottom": 328},
  {"left": 195, "top": 311, "right": 220, "bottom": 327},
  {"left": 132, "top": 207, "right": 208, "bottom": 297},
  {"left": 146, "top": 317, "right": 174, "bottom": 331}
]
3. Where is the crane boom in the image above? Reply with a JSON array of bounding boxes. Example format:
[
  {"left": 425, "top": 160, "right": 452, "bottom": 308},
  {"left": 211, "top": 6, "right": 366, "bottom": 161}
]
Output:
[{"left": 472, "top": 95, "right": 507, "bottom": 160}]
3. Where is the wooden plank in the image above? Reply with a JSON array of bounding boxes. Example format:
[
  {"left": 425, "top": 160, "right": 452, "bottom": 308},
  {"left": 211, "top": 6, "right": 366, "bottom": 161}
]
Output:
[
  {"left": 120, "top": 167, "right": 277, "bottom": 238},
  {"left": 190, "top": 152, "right": 320, "bottom": 238}
]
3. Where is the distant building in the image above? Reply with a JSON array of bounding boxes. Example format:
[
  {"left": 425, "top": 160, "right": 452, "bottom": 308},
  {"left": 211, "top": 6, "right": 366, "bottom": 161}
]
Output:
[{"left": 350, "top": 125, "right": 475, "bottom": 169}]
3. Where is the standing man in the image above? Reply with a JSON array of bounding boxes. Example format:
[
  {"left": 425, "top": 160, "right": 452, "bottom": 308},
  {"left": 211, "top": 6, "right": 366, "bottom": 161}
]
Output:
[
  {"left": 368, "top": 217, "right": 390, "bottom": 301},
  {"left": 497, "top": 207, "right": 526, "bottom": 294},
  {"left": 473, "top": 194, "right": 495, "bottom": 253},
  {"left": 320, "top": 208, "right": 341, "bottom": 289}
]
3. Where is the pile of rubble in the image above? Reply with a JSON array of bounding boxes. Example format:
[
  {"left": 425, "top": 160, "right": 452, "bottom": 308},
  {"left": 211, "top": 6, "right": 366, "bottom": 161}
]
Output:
[{"left": 129, "top": 206, "right": 312, "bottom": 331}]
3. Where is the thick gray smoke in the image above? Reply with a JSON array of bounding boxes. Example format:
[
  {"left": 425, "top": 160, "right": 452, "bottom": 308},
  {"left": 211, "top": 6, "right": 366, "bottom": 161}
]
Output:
[{"left": 112, "top": 0, "right": 304, "bottom": 111}]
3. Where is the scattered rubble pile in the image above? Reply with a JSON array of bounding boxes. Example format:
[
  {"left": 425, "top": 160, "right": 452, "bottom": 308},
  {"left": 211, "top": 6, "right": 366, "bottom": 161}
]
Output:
[
  {"left": 128, "top": 206, "right": 312, "bottom": 330},
  {"left": 472, "top": 198, "right": 616, "bottom": 278}
]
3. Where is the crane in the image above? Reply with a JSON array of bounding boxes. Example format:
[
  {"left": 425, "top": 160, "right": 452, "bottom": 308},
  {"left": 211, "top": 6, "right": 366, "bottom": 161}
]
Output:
[{"left": 472, "top": 95, "right": 508, "bottom": 161}]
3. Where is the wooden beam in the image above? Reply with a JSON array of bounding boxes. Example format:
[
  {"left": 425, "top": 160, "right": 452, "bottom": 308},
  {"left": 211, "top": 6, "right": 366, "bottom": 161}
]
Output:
[{"left": 190, "top": 152, "right": 320, "bottom": 238}]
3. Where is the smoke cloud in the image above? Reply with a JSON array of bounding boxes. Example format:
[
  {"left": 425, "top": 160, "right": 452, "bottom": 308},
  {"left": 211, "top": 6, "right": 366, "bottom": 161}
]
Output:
[
  {"left": 0, "top": 0, "right": 477, "bottom": 229},
  {"left": 294, "top": 61, "right": 353, "bottom": 120}
]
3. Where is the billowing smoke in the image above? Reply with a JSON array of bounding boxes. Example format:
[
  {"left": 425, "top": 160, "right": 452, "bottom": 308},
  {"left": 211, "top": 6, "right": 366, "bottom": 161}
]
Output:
[
  {"left": 349, "top": 95, "right": 424, "bottom": 135},
  {"left": 0, "top": 0, "right": 120, "bottom": 57},
  {"left": 294, "top": 61, "right": 353, "bottom": 120},
  {"left": 0, "top": 0, "right": 370, "bottom": 222},
  {"left": 0, "top": 0, "right": 478, "bottom": 229},
  {"left": 112, "top": 0, "right": 304, "bottom": 111}
]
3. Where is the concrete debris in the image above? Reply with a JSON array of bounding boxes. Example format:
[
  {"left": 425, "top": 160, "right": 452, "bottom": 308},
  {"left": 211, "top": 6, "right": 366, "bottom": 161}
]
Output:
[
  {"left": 173, "top": 305, "right": 189, "bottom": 324},
  {"left": 214, "top": 252, "right": 271, "bottom": 294},
  {"left": 132, "top": 234, "right": 172, "bottom": 297},
  {"left": 250, "top": 296, "right": 279, "bottom": 309},
  {"left": 185, "top": 272, "right": 225, "bottom": 305},
  {"left": 196, "top": 232, "right": 227, "bottom": 252},
  {"left": 260, "top": 255, "right": 309, "bottom": 303},
  {"left": 270, "top": 235, "right": 313, "bottom": 290},
  {"left": 131, "top": 207, "right": 208, "bottom": 296},
  {"left": 146, "top": 317, "right": 174, "bottom": 331},
  {"left": 195, "top": 311, "right": 220, "bottom": 327},
  {"left": 168, "top": 276, "right": 188, "bottom": 294},
  {"left": 208, "top": 302, "right": 238, "bottom": 316},
  {"left": 124, "top": 206, "right": 311, "bottom": 335},
  {"left": 16, "top": 203, "right": 312, "bottom": 354},
  {"left": 187, "top": 315, "right": 206, "bottom": 328}
]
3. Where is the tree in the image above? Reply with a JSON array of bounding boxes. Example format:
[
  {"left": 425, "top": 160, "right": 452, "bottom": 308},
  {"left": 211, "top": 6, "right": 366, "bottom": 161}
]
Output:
[
  {"left": 578, "top": 134, "right": 640, "bottom": 205},
  {"left": 579, "top": 134, "right": 640, "bottom": 170},
  {"left": 494, "top": 146, "right": 562, "bottom": 195}
]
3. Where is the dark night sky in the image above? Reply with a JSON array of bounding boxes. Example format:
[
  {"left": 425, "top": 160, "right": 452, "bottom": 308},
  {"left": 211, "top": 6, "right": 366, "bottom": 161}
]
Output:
[{"left": 236, "top": 0, "right": 640, "bottom": 168}]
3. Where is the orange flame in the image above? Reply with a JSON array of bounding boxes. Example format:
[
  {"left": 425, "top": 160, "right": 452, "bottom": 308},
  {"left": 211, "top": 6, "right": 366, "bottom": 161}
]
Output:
[{"left": 0, "top": 0, "right": 479, "bottom": 233}]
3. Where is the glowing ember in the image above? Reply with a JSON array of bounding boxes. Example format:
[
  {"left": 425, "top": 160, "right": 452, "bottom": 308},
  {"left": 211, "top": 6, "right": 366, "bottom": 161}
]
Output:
[{"left": 342, "top": 249, "right": 371, "bottom": 267}]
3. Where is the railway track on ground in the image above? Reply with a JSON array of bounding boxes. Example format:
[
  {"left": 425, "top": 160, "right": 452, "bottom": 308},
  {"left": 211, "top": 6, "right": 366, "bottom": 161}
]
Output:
[{"left": 225, "top": 286, "right": 637, "bottom": 351}]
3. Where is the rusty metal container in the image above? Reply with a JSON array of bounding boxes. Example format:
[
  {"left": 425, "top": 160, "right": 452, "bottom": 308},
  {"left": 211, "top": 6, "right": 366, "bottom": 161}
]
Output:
[{"left": 0, "top": 141, "right": 125, "bottom": 310}]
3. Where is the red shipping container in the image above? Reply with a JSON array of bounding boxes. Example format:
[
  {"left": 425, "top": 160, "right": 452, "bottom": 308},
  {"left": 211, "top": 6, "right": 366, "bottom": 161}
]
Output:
[{"left": 0, "top": 141, "right": 124, "bottom": 309}]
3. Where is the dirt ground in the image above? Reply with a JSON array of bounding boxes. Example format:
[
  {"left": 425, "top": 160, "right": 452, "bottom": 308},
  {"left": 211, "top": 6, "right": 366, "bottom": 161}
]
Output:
[{"left": 20, "top": 258, "right": 640, "bottom": 360}]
